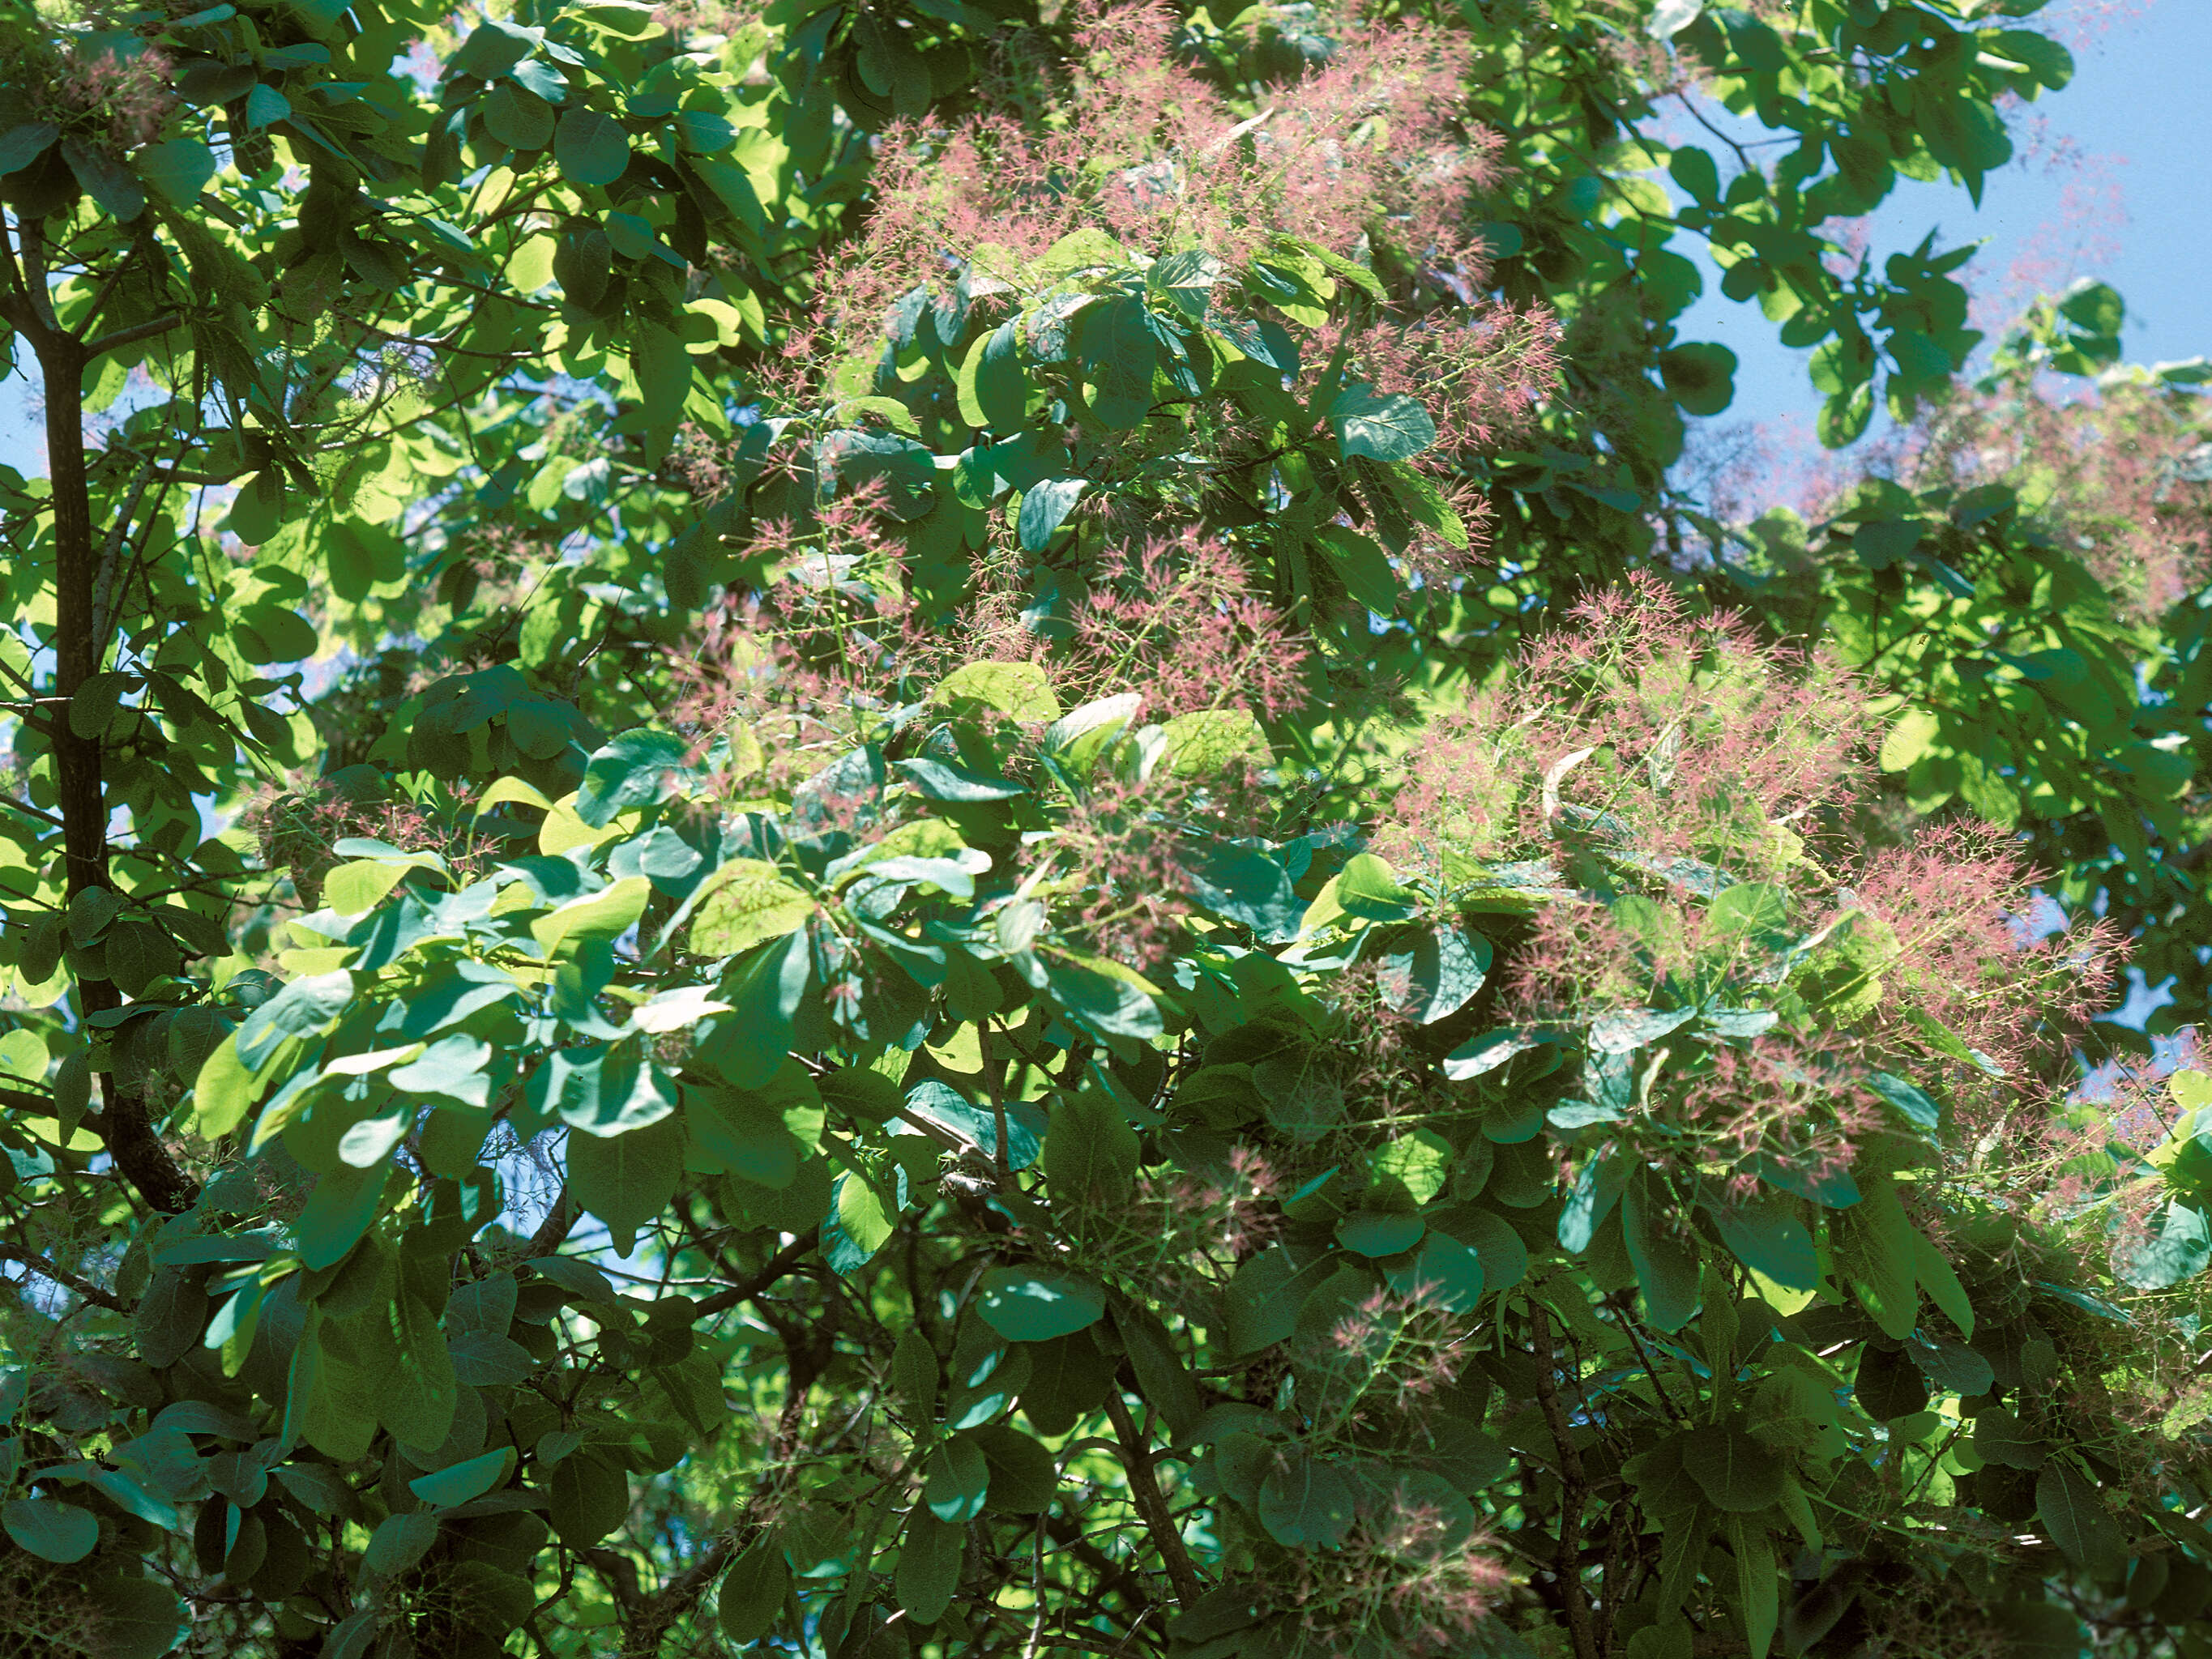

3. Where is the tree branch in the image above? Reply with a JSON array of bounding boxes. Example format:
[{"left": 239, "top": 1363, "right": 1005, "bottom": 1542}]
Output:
[
  {"left": 694, "top": 1227, "right": 821, "bottom": 1319},
  {"left": 16, "top": 216, "right": 199, "bottom": 1219},
  {"left": 1530, "top": 1303, "right": 1599, "bottom": 1659},
  {"left": 1103, "top": 1390, "right": 1203, "bottom": 1610},
  {"left": 83, "top": 312, "right": 183, "bottom": 360},
  {"left": 0, "top": 1242, "right": 130, "bottom": 1312},
  {"left": 621, "top": 1536, "right": 734, "bottom": 1657},
  {"left": 524, "top": 1187, "right": 581, "bottom": 1257}
]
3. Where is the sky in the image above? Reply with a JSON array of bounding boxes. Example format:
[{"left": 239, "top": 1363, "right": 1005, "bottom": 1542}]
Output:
[
  {"left": 2, "top": 0, "right": 2208, "bottom": 483},
  {"left": 1669, "top": 0, "right": 2212, "bottom": 447}
]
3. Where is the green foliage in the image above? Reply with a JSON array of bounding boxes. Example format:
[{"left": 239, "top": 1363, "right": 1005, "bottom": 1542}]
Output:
[{"left": 0, "top": 0, "right": 2205, "bottom": 1656}]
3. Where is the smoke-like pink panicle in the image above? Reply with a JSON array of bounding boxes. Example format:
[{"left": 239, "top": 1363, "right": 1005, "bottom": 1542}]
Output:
[
  {"left": 1672, "top": 1035, "right": 1883, "bottom": 1200},
  {"left": 1126, "top": 1143, "right": 1283, "bottom": 1264},
  {"left": 1355, "top": 303, "right": 1565, "bottom": 478},
  {"left": 1849, "top": 821, "right": 2120, "bottom": 1085},
  {"left": 1063, "top": 531, "right": 1313, "bottom": 721},
  {"left": 1514, "top": 574, "right": 1866, "bottom": 871},
  {"left": 1046, "top": 769, "right": 1199, "bottom": 965},
  {"left": 1969, "top": 137, "right": 2129, "bottom": 339},
  {"left": 1275, "top": 1471, "right": 1511, "bottom": 1655},
  {"left": 1826, "top": 360, "right": 2212, "bottom": 620},
  {"left": 56, "top": 44, "right": 176, "bottom": 151},
  {"left": 2036, "top": 0, "right": 2159, "bottom": 53},
  {"left": 243, "top": 780, "right": 497, "bottom": 911},
  {"left": 2084, "top": 1028, "right": 2203, "bottom": 1155},
  {"left": 1374, "top": 569, "right": 2121, "bottom": 1196},
  {"left": 826, "top": 2, "right": 1505, "bottom": 335},
  {"left": 1377, "top": 573, "right": 1871, "bottom": 882}
]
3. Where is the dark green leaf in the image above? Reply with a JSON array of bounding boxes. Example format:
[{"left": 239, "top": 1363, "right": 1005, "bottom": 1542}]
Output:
[
  {"left": 2036, "top": 1460, "right": 2125, "bottom": 1577},
  {"left": 718, "top": 1540, "right": 789, "bottom": 1643},
  {"left": 294, "top": 1163, "right": 389, "bottom": 1272},
  {"left": 1040, "top": 1090, "right": 1138, "bottom": 1206},
  {"left": 80, "top": 1576, "right": 188, "bottom": 1659},
  {"left": 1258, "top": 1451, "right": 1356, "bottom": 1548},
  {"left": 1316, "top": 524, "right": 1399, "bottom": 613},
  {"left": 577, "top": 727, "right": 693, "bottom": 827},
  {"left": 1703, "top": 1197, "right": 1818, "bottom": 1290},
  {"left": 363, "top": 1510, "right": 441, "bottom": 1577},
  {"left": 1077, "top": 295, "right": 1157, "bottom": 429},
  {"left": 1659, "top": 343, "right": 1738, "bottom": 416},
  {"left": 237, "top": 968, "right": 351, "bottom": 1069},
  {"left": 483, "top": 82, "right": 555, "bottom": 150},
  {"left": 1853, "top": 1342, "right": 1929, "bottom": 1422},
  {"left": 2114, "top": 1199, "right": 2211, "bottom": 1290},
  {"left": 1678, "top": 1426, "right": 1783, "bottom": 1513},
  {"left": 904, "top": 1079, "right": 1044, "bottom": 1169},
  {"left": 557, "top": 106, "right": 630, "bottom": 183},
  {"left": 1668, "top": 143, "right": 1719, "bottom": 204},
  {"left": 924, "top": 1433, "right": 989, "bottom": 1522},
  {"left": 62, "top": 137, "right": 144, "bottom": 220},
  {"left": 1971, "top": 1405, "right": 2047, "bottom": 1470},
  {"left": 1588, "top": 1005, "right": 1695, "bottom": 1055},
  {"left": 1017, "top": 477, "right": 1086, "bottom": 551},
  {"left": 896, "top": 1508, "right": 963, "bottom": 1623},
  {"left": 1018, "top": 1327, "right": 1115, "bottom": 1435},
  {"left": 893, "top": 756, "right": 1026, "bottom": 800},
  {"left": 687, "top": 1090, "right": 801, "bottom": 1189},
  {"left": 1623, "top": 1171, "right": 1700, "bottom": 1332},
  {"left": 1381, "top": 1232, "right": 1486, "bottom": 1312},
  {"left": 548, "top": 1448, "right": 629, "bottom": 1547},
  {"left": 1866, "top": 1072, "right": 1941, "bottom": 1132},
  {"left": 409, "top": 1447, "right": 513, "bottom": 1508},
  {"left": 1834, "top": 1171, "right": 1918, "bottom": 1339},
  {"left": 566, "top": 1111, "right": 684, "bottom": 1254},
  {"left": 976, "top": 1269, "right": 1106, "bottom": 1341},
  {"left": 1336, "top": 1211, "right": 1424, "bottom": 1257},
  {"left": 1328, "top": 386, "right": 1436, "bottom": 461},
  {"left": 0, "top": 121, "right": 58, "bottom": 175},
  {"left": 971, "top": 1422, "right": 1058, "bottom": 1513},
  {"left": 1375, "top": 923, "right": 1491, "bottom": 1026},
  {"left": 450, "top": 1329, "right": 539, "bottom": 1386},
  {"left": 2056, "top": 278, "right": 2123, "bottom": 336},
  {"left": 138, "top": 139, "right": 216, "bottom": 203},
  {"left": 2, "top": 1497, "right": 97, "bottom": 1563},
  {"left": 1906, "top": 1331, "right": 1993, "bottom": 1397}
]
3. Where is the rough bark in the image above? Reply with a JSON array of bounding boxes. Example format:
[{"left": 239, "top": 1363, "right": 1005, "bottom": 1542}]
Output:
[{"left": 5, "top": 216, "right": 199, "bottom": 1216}]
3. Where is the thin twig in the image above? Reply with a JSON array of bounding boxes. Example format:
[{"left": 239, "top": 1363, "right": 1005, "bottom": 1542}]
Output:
[
  {"left": 92, "top": 450, "right": 163, "bottom": 650},
  {"left": 1618, "top": 1306, "right": 1691, "bottom": 1426}
]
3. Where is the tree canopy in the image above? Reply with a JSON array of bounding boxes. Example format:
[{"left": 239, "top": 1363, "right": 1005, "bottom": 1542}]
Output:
[{"left": 2, "top": 0, "right": 2211, "bottom": 1656}]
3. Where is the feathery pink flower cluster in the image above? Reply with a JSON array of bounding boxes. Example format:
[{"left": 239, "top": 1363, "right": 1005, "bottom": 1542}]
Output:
[
  {"left": 1277, "top": 1489, "right": 1511, "bottom": 1658},
  {"left": 1381, "top": 573, "right": 1868, "bottom": 882},
  {"left": 54, "top": 44, "right": 176, "bottom": 151},
  {"left": 1129, "top": 1143, "right": 1283, "bottom": 1264},
  {"left": 1786, "top": 359, "right": 2212, "bottom": 621},
  {"left": 839, "top": 1, "right": 1499, "bottom": 326},
  {"left": 1376, "top": 570, "right": 2120, "bottom": 1187},
  {"left": 1047, "top": 770, "right": 1207, "bottom": 965},
  {"left": 1325, "top": 1281, "right": 1477, "bottom": 1416},
  {"left": 676, "top": 514, "right": 1307, "bottom": 813},
  {"left": 1063, "top": 532, "right": 1313, "bottom": 721},
  {"left": 243, "top": 779, "right": 495, "bottom": 910}
]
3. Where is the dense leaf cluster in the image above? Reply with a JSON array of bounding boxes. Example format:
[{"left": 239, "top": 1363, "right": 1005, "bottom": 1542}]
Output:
[{"left": 2, "top": 1, "right": 2211, "bottom": 1657}]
